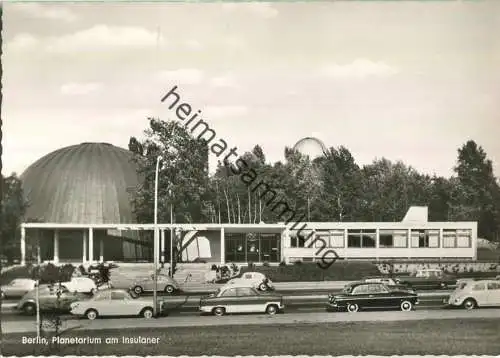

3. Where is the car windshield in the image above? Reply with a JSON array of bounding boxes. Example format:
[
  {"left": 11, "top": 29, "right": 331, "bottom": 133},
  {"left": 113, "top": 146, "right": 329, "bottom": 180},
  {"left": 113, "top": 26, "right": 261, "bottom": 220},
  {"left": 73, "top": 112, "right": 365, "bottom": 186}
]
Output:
[{"left": 458, "top": 282, "right": 468, "bottom": 290}]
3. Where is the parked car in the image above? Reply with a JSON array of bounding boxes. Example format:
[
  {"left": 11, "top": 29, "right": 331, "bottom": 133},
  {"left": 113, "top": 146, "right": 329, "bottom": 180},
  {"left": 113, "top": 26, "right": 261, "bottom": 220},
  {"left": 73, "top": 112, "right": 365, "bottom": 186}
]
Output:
[
  {"left": 62, "top": 277, "right": 98, "bottom": 294},
  {"left": 69, "top": 289, "right": 164, "bottom": 319},
  {"left": 1, "top": 279, "right": 37, "bottom": 299},
  {"left": 199, "top": 283, "right": 284, "bottom": 316},
  {"left": 327, "top": 282, "right": 419, "bottom": 313},
  {"left": 227, "top": 272, "right": 274, "bottom": 291},
  {"left": 445, "top": 279, "right": 500, "bottom": 310},
  {"left": 395, "top": 269, "right": 456, "bottom": 290},
  {"left": 363, "top": 277, "right": 415, "bottom": 292},
  {"left": 16, "top": 284, "right": 88, "bottom": 315},
  {"left": 130, "top": 274, "right": 180, "bottom": 295}
]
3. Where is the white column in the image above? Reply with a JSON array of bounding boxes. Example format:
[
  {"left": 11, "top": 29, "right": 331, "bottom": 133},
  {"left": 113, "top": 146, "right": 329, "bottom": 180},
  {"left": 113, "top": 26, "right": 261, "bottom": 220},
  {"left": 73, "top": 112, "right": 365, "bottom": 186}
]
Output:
[
  {"left": 20, "top": 227, "right": 26, "bottom": 266},
  {"left": 156, "top": 229, "right": 161, "bottom": 264},
  {"left": 160, "top": 229, "right": 164, "bottom": 263},
  {"left": 220, "top": 227, "right": 225, "bottom": 265},
  {"left": 82, "top": 230, "right": 88, "bottom": 263},
  {"left": 99, "top": 239, "right": 104, "bottom": 262},
  {"left": 53, "top": 230, "right": 59, "bottom": 264},
  {"left": 88, "top": 228, "right": 94, "bottom": 263}
]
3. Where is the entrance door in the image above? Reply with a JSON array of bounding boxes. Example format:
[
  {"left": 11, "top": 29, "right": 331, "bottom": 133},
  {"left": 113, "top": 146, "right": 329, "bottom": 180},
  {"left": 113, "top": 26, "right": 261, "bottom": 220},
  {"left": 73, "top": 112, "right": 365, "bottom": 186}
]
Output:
[
  {"left": 246, "top": 235, "right": 260, "bottom": 263},
  {"left": 260, "top": 234, "right": 281, "bottom": 262}
]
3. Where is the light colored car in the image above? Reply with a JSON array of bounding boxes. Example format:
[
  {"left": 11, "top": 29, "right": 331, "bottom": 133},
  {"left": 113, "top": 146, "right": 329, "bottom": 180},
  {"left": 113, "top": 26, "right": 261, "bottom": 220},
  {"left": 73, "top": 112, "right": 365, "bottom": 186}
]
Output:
[
  {"left": 1, "top": 279, "right": 37, "bottom": 299},
  {"left": 227, "top": 272, "right": 274, "bottom": 291},
  {"left": 69, "top": 289, "right": 164, "bottom": 320},
  {"left": 445, "top": 279, "right": 500, "bottom": 310},
  {"left": 130, "top": 274, "right": 180, "bottom": 295},
  {"left": 62, "top": 277, "right": 97, "bottom": 294},
  {"left": 16, "top": 284, "right": 87, "bottom": 315},
  {"left": 199, "top": 283, "right": 284, "bottom": 316}
]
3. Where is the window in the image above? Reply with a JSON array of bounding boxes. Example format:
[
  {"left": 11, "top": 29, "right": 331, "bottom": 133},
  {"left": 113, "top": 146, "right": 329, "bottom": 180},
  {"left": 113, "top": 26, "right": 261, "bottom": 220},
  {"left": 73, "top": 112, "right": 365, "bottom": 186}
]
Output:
[
  {"left": 411, "top": 229, "right": 439, "bottom": 248},
  {"left": 290, "top": 233, "right": 306, "bottom": 248},
  {"left": 244, "top": 273, "right": 253, "bottom": 279},
  {"left": 348, "top": 229, "right": 376, "bottom": 248},
  {"left": 457, "top": 229, "right": 472, "bottom": 248},
  {"left": 351, "top": 285, "right": 369, "bottom": 294},
  {"left": 111, "top": 291, "right": 127, "bottom": 300},
  {"left": 220, "top": 288, "right": 237, "bottom": 297},
  {"left": 94, "top": 291, "right": 111, "bottom": 300},
  {"left": 329, "top": 230, "right": 345, "bottom": 248},
  {"left": 443, "top": 230, "right": 457, "bottom": 248},
  {"left": 366, "top": 284, "right": 387, "bottom": 293},
  {"left": 473, "top": 283, "right": 486, "bottom": 291},
  {"left": 487, "top": 282, "right": 500, "bottom": 290},
  {"left": 236, "top": 288, "right": 256, "bottom": 296},
  {"left": 314, "top": 233, "right": 329, "bottom": 249},
  {"left": 379, "top": 230, "right": 408, "bottom": 248}
]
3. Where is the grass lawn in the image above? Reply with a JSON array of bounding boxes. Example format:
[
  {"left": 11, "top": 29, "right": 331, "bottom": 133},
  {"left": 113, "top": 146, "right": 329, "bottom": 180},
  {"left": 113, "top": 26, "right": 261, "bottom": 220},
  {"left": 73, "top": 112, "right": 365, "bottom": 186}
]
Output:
[{"left": 2, "top": 319, "right": 499, "bottom": 356}]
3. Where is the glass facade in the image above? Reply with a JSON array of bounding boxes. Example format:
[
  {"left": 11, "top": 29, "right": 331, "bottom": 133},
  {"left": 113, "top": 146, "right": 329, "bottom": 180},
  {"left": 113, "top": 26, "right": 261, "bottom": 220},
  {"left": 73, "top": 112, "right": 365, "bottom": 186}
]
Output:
[{"left": 225, "top": 232, "right": 281, "bottom": 263}]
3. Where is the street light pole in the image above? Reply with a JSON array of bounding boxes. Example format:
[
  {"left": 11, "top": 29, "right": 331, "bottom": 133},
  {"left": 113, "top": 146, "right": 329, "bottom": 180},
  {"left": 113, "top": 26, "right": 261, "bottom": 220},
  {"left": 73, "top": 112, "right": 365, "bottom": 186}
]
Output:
[
  {"left": 169, "top": 189, "right": 173, "bottom": 278},
  {"left": 153, "top": 155, "right": 162, "bottom": 317}
]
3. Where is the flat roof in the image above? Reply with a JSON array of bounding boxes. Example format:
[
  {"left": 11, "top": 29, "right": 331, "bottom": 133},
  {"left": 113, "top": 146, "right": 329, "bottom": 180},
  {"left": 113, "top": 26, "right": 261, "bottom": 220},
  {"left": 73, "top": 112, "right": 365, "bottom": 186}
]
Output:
[{"left": 21, "top": 221, "right": 477, "bottom": 230}]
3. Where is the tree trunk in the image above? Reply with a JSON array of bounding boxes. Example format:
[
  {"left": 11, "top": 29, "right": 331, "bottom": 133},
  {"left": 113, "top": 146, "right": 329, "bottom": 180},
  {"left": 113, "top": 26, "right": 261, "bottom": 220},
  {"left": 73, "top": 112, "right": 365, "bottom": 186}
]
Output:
[
  {"left": 223, "top": 188, "right": 231, "bottom": 223},
  {"left": 230, "top": 193, "right": 236, "bottom": 224},
  {"left": 237, "top": 194, "right": 241, "bottom": 224},
  {"left": 248, "top": 189, "right": 252, "bottom": 223}
]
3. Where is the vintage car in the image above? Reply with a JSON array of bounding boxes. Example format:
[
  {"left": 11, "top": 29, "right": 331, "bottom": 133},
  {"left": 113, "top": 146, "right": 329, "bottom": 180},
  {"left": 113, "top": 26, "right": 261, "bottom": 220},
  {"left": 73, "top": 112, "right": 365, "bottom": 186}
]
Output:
[
  {"left": 327, "top": 282, "right": 419, "bottom": 312},
  {"left": 226, "top": 272, "right": 274, "bottom": 291},
  {"left": 70, "top": 288, "right": 164, "bottom": 319},
  {"left": 199, "top": 283, "right": 284, "bottom": 316},
  {"left": 16, "top": 284, "right": 88, "bottom": 315},
  {"left": 62, "top": 277, "right": 98, "bottom": 294},
  {"left": 395, "top": 269, "right": 456, "bottom": 290},
  {"left": 130, "top": 274, "right": 180, "bottom": 295},
  {"left": 363, "top": 277, "right": 415, "bottom": 292},
  {"left": 1, "top": 278, "right": 37, "bottom": 299},
  {"left": 445, "top": 279, "right": 500, "bottom": 310}
]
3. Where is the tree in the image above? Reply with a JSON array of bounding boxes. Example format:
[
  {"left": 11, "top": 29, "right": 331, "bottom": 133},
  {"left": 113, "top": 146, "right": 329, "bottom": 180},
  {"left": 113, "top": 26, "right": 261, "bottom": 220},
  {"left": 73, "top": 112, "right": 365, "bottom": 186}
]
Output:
[
  {"left": 0, "top": 174, "right": 27, "bottom": 264},
  {"left": 450, "top": 140, "right": 500, "bottom": 241},
  {"left": 129, "top": 118, "right": 212, "bottom": 225}
]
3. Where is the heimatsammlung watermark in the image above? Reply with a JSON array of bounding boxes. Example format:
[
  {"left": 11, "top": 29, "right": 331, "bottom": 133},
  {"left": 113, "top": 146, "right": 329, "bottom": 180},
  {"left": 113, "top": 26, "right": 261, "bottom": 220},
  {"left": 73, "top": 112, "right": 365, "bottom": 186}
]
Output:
[{"left": 160, "top": 85, "right": 339, "bottom": 269}]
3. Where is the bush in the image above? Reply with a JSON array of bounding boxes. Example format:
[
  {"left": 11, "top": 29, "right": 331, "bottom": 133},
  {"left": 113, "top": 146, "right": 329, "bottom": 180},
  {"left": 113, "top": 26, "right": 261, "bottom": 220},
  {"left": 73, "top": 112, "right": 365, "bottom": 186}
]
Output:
[
  {"left": 211, "top": 264, "right": 218, "bottom": 271},
  {"left": 247, "top": 262, "right": 255, "bottom": 270},
  {"left": 294, "top": 260, "right": 303, "bottom": 265},
  {"left": 279, "top": 261, "right": 287, "bottom": 267},
  {"left": 263, "top": 261, "right": 270, "bottom": 267}
]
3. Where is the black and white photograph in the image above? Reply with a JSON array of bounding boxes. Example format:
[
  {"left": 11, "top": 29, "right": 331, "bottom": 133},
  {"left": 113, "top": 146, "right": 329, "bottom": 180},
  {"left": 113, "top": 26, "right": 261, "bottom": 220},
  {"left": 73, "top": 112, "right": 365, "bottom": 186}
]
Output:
[{"left": 1, "top": 0, "right": 500, "bottom": 356}]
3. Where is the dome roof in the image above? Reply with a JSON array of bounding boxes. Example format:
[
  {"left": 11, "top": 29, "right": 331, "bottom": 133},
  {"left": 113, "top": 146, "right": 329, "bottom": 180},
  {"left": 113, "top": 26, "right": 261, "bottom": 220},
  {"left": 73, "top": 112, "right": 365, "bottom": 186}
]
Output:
[{"left": 21, "top": 142, "right": 140, "bottom": 224}]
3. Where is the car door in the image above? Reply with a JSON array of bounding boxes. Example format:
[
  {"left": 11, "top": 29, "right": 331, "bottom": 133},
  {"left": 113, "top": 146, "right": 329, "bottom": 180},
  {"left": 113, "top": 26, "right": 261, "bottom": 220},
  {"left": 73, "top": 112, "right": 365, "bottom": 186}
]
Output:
[
  {"left": 8, "top": 280, "right": 27, "bottom": 297},
  {"left": 236, "top": 287, "right": 261, "bottom": 313},
  {"left": 217, "top": 288, "right": 240, "bottom": 313},
  {"left": 366, "top": 284, "right": 391, "bottom": 308},
  {"left": 90, "top": 290, "right": 111, "bottom": 314},
  {"left": 471, "top": 282, "right": 489, "bottom": 306},
  {"left": 486, "top": 282, "right": 500, "bottom": 306},
  {"left": 349, "top": 284, "right": 371, "bottom": 309},
  {"left": 108, "top": 291, "right": 130, "bottom": 315}
]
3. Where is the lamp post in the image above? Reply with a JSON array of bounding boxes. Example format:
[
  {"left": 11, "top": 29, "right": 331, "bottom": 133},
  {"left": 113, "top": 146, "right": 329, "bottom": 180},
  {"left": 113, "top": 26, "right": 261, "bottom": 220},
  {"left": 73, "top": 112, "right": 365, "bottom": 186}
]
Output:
[
  {"left": 153, "top": 155, "right": 162, "bottom": 317},
  {"left": 169, "top": 189, "right": 174, "bottom": 277}
]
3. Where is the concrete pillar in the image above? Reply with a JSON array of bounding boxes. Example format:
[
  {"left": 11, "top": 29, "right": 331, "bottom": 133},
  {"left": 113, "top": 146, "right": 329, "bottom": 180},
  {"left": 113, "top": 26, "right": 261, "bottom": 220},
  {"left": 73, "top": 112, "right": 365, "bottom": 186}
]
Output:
[
  {"left": 160, "top": 229, "right": 164, "bottom": 264},
  {"left": 88, "top": 228, "right": 94, "bottom": 263},
  {"left": 53, "top": 230, "right": 59, "bottom": 264},
  {"left": 20, "top": 227, "right": 26, "bottom": 266},
  {"left": 155, "top": 229, "right": 161, "bottom": 264},
  {"left": 220, "top": 227, "right": 225, "bottom": 265},
  {"left": 82, "top": 230, "right": 88, "bottom": 263},
  {"left": 99, "top": 239, "right": 104, "bottom": 262}
]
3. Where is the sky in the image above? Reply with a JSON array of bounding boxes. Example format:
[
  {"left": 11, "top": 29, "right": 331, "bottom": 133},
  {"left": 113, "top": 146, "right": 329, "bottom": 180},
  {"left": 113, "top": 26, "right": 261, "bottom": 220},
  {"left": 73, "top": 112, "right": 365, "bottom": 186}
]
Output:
[{"left": 3, "top": 1, "right": 500, "bottom": 178}]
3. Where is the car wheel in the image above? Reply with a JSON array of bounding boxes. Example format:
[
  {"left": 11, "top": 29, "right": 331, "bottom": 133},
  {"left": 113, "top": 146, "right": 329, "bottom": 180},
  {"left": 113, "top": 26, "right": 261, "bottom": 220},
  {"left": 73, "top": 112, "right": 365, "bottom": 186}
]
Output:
[
  {"left": 133, "top": 286, "right": 143, "bottom": 295},
  {"left": 266, "top": 304, "right": 278, "bottom": 315},
  {"left": 85, "top": 309, "right": 98, "bottom": 320},
  {"left": 400, "top": 300, "right": 413, "bottom": 312},
  {"left": 141, "top": 307, "right": 154, "bottom": 319},
  {"left": 259, "top": 283, "right": 268, "bottom": 291},
  {"left": 0, "top": 291, "right": 5, "bottom": 299},
  {"left": 23, "top": 303, "right": 36, "bottom": 316},
  {"left": 90, "top": 288, "right": 97, "bottom": 295},
  {"left": 463, "top": 298, "right": 477, "bottom": 310},
  {"left": 212, "top": 307, "right": 225, "bottom": 316},
  {"left": 347, "top": 303, "right": 359, "bottom": 313},
  {"left": 164, "top": 285, "right": 175, "bottom": 295}
]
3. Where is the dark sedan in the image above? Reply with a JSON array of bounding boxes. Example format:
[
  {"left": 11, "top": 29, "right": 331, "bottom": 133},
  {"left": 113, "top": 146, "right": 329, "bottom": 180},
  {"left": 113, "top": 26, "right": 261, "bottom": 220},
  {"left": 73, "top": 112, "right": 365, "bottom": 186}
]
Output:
[{"left": 326, "top": 282, "right": 419, "bottom": 313}]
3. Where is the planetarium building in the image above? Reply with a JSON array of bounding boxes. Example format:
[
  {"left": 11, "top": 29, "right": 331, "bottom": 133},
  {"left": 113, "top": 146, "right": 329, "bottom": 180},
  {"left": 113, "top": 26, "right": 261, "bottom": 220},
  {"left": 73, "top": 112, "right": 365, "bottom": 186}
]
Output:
[
  {"left": 21, "top": 142, "right": 151, "bottom": 264},
  {"left": 19, "top": 142, "right": 478, "bottom": 266}
]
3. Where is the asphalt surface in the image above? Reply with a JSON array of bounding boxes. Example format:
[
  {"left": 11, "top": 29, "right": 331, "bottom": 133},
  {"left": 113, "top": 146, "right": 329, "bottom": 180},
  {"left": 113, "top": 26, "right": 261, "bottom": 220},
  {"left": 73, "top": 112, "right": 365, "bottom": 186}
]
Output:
[{"left": 3, "top": 307, "right": 500, "bottom": 334}]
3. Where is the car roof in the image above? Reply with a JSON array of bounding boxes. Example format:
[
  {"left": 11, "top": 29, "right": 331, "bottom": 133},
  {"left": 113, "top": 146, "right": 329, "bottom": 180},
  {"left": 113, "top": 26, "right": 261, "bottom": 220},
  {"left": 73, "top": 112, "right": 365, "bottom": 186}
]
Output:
[{"left": 220, "top": 283, "right": 259, "bottom": 289}]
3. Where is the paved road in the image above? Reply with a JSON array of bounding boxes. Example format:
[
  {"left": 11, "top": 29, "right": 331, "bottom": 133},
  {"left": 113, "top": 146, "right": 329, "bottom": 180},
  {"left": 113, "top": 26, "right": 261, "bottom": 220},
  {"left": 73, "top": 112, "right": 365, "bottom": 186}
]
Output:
[{"left": 4, "top": 308, "right": 500, "bottom": 334}]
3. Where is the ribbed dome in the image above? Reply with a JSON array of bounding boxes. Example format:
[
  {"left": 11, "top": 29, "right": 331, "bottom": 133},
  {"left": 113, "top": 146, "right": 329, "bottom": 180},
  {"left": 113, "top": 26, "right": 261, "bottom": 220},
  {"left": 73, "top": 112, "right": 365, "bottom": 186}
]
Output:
[{"left": 21, "top": 142, "right": 140, "bottom": 224}]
